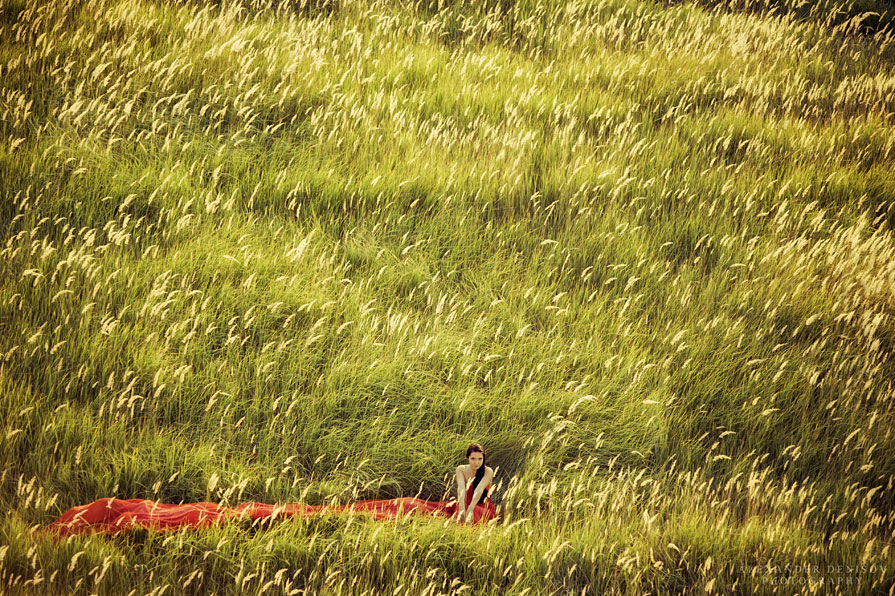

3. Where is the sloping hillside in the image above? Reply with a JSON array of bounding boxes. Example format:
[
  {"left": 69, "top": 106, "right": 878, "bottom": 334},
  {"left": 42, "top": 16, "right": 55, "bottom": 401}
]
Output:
[{"left": 2, "top": 0, "right": 895, "bottom": 593}]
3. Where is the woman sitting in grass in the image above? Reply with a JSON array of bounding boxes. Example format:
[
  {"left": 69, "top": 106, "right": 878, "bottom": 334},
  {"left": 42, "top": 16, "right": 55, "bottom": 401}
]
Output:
[
  {"left": 48, "top": 443, "right": 498, "bottom": 536},
  {"left": 453, "top": 442, "right": 496, "bottom": 524}
]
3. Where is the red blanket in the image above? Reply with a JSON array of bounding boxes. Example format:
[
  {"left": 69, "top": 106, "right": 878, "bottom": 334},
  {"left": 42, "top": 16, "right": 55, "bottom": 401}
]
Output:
[{"left": 47, "top": 483, "right": 496, "bottom": 536}]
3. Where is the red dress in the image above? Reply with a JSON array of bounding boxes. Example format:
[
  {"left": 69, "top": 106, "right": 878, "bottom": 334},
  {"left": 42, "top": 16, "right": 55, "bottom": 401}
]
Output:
[{"left": 46, "top": 482, "right": 496, "bottom": 536}]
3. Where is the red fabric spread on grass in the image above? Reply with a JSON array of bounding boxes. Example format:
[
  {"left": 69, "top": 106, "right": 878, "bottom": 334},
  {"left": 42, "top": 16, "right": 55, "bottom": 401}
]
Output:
[{"left": 47, "top": 483, "right": 495, "bottom": 536}]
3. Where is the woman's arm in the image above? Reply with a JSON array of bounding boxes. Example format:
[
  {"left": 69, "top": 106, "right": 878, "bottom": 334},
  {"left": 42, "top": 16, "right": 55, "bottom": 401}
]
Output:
[
  {"left": 463, "top": 468, "right": 495, "bottom": 522},
  {"left": 454, "top": 466, "right": 467, "bottom": 520}
]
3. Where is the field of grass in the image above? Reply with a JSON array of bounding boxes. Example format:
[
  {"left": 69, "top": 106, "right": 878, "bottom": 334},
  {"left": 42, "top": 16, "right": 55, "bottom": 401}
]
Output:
[{"left": 3, "top": 0, "right": 895, "bottom": 593}]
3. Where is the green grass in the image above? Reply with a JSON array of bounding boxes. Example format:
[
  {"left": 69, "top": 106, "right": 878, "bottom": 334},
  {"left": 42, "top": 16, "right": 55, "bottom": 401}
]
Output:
[{"left": 2, "top": 0, "right": 895, "bottom": 593}]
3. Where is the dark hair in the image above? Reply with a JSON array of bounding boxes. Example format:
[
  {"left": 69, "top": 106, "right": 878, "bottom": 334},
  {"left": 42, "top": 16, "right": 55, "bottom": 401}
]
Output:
[{"left": 466, "top": 443, "right": 488, "bottom": 505}]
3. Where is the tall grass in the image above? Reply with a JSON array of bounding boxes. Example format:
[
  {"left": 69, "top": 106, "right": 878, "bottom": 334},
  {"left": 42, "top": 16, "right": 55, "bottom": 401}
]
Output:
[{"left": 2, "top": 0, "right": 895, "bottom": 593}]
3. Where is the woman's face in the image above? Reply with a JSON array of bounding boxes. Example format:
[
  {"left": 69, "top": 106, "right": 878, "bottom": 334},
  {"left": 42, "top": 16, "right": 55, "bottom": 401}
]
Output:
[{"left": 467, "top": 451, "right": 484, "bottom": 470}]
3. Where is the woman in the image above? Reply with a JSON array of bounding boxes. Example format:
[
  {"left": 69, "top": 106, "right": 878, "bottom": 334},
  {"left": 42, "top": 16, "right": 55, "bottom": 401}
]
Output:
[
  {"left": 453, "top": 443, "right": 496, "bottom": 524},
  {"left": 47, "top": 443, "right": 497, "bottom": 536}
]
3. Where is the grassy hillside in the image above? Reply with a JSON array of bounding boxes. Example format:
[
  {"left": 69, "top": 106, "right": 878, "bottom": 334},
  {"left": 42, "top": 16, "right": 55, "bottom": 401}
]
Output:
[{"left": 2, "top": 0, "right": 895, "bottom": 593}]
